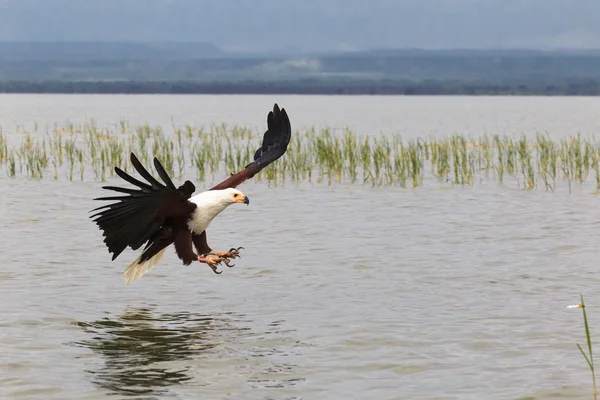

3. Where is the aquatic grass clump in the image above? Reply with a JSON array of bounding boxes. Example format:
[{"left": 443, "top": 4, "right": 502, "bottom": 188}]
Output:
[{"left": 2, "top": 120, "right": 600, "bottom": 191}]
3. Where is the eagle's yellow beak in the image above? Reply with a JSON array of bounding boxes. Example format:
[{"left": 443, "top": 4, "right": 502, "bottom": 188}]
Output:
[{"left": 234, "top": 194, "right": 249, "bottom": 205}]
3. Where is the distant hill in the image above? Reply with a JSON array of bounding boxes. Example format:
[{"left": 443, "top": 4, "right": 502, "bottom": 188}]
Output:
[
  {"left": 2, "top": 42, "right": 600, "bottom": 96},
  {"left": 2, "top": 44, "right": 600, "bottom": 83},
  {"left": 0, "top": 41, "right": 226, "bottom": 61}
]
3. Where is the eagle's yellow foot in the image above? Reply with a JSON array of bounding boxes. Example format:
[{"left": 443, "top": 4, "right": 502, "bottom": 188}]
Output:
[
  {"left": 209, "top": 247, "right": 244, "bottom": 262},
  {"left": 197, "top": 255, "right": 233, "bottom": 275}
]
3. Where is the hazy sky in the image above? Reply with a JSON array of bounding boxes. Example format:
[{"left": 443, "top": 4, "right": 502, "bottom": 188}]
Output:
[{"left": 0, "top": 0, "right": 598, "bottom": 52}]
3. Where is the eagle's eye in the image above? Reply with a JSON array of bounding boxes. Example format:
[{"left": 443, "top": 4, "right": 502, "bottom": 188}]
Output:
[{"left": 233, "top": 193, "right": 238, "bottom": 198}]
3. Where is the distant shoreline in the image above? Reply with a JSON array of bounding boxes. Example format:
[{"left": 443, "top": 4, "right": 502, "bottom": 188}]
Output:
[{"left": 1, "top": 80, "right": 599, "bottom": 96}]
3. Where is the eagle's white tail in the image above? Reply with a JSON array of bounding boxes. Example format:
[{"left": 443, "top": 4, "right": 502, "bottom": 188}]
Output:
[{"left": 124, "top": 249, "right": 166, "bottom": 284}]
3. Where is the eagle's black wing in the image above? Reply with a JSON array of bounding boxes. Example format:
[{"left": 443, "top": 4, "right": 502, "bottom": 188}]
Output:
[
  {"left": 90, "top": 152, "right": 197, "bottom": 261},
  {"left": 210, "top": 103, "right": 292, "bottom": 190}
]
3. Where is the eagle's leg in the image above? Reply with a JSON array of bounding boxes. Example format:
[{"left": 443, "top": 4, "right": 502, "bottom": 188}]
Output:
[
  {"left": 197, "top": 255, "right": 234, "bottom": 274},
  {"left": 208, "top": 247, "right": 244, "bottom": 262},
  {"left": 192, "top": 232, "right": 241, "bottom": 270}
]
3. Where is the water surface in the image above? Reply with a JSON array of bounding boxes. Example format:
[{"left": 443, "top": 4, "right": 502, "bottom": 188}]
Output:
[
  {"left": 1, "top": 95, "right": 600, "bottom": 400},
  {"left": 2, "top": 94, "right": 600, "bottom": 139}
]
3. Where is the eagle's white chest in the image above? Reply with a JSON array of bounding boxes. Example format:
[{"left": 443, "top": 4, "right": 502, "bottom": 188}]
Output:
[{"left": 186, "top": 192, "right": 231, "bottom": 234}]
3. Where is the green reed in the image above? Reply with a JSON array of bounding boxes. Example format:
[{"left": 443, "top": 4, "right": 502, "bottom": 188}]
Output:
[
  {"left": 2, "top": 120, "right": 600, "bottom": 190},
  {"left": 574, "top": 295, "right": 597, "bottom": 400}
]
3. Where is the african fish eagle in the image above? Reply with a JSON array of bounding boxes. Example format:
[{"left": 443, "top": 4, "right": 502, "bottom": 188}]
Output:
[{"left": 90, "top": 103, "right": 292, "bottom": 283}]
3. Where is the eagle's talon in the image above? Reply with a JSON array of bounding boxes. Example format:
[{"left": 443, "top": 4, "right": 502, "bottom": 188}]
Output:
[
  {"left": 211, "top": 247, "right": 243, "bottom": 259},
  {"left": 220, "top": 257, "right": 232, "bottom": 266},
  {"left": 200, "top": 255, "right": 226, "bottom": 274},
  {"left": 225, "top": 261, "right": 235, "bottom": 268},
  {"left": 227, "top": 247, "right": 242, "bottom": 258},
  {"left": 228, "top": 247, "right": 244, "bottom": 255}
]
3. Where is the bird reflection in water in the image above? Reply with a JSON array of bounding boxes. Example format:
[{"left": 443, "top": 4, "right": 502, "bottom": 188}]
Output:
[{"left": 72, "top": 307, "right": 248, "bottom": 398}]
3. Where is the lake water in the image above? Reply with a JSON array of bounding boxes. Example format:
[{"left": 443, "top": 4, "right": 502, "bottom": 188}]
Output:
[{"left": 1, "top": 94, "right": 600, "bottom": 400}]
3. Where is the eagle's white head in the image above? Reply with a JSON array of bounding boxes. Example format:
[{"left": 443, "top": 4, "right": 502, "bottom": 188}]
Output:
[
  {"left": 190, "top": 187, "right": 249, "bottom": 211},
  {"left": 219, "top": 187, "right": 250, "bottom": 206},
  {"left": 187, "top": 188, "right": 250, "bottom": 234}
]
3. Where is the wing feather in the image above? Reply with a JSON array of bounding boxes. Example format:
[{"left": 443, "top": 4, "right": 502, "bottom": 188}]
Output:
[
  {"left": 100, "top": 186, "right": 145, "bottom": 195},
  {"left": 114, "top": 166, "right": 153, "bottom": 191},
  {"left": 129, "top": 154, "right": 172, "bottom": 193},
  {"left": 210, "top": 103, "right": 292, "bottom": 190},
  {"left": 153, "top": 157, "right": 177, "bottom": 190},
  {"left": 90, "top": 152, "right": 197, "bottom": 261},
  {"left": 137, "top": 226, "right": 175, "bottom": 264}
]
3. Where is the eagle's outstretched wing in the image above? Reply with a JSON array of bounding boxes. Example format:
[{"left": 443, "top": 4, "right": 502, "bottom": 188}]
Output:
[
  {"left": 210, "top": 103, "right": 292, "bottom": 190},
  {"left": 90, "top": 152, "right": 197, "bottom": 261}
]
